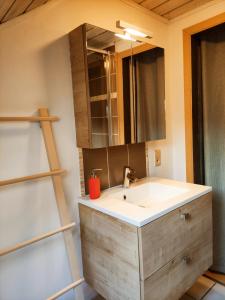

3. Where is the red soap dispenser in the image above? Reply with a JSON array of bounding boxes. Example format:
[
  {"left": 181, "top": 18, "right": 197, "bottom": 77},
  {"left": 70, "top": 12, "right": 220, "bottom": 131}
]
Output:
[{"left": 89, "top": 169, "right": 102, "bottom": 200}]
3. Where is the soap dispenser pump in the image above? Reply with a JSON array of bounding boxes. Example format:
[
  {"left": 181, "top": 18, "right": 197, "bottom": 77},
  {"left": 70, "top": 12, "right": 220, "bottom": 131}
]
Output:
[{"left": 89, "top": 168, "right": 102, "bottom": 200}]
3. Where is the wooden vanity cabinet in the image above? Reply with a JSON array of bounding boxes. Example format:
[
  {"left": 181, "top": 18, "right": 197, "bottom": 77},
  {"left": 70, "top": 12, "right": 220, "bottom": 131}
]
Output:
[{"left": 79, "top": 193, "right": 212, "bottom": 300}]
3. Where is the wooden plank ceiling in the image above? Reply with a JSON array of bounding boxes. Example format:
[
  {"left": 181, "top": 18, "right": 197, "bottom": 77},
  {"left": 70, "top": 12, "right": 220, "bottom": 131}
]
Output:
[
  {"left": 132, "top": 0, "right": 215, "bottom": 19},
  {"left": 0, "top": 0, "right": 216, "bottom": 24},
  {"left": 0, "top": 0, "right": 50, "bottom": 23}
]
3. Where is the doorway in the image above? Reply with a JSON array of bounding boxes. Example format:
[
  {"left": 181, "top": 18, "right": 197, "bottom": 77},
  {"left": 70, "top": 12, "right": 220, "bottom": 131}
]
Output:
[
  {"left": 191, "top": 22, "right": 225, "bottom": 273},
  {"left": 183, "top": 14, "right": 225, "bottom": 274}
]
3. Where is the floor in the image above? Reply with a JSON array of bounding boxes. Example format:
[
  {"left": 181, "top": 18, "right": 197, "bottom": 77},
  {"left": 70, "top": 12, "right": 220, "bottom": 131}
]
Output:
[
  {"left": 182, "top": 272, "right": 225, "bottom": 300},
  {"left": 203, "top": 284, "right": 225, "bottom": 300},
  {"left": 180, "top": 275, "right": 220, "bottom": 300}
]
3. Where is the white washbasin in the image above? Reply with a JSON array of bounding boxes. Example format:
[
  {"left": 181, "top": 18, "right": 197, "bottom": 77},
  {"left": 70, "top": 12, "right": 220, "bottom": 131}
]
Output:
[
  {"left": 106, "top": 182, "right": 188, "bottom": 208},
  {"left": 79, "top": 177, "right": 212, "bottom": 226}
]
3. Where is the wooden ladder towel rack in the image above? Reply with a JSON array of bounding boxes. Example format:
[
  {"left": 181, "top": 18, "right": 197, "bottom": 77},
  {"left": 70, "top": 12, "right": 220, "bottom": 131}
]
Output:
[{"left": 0, "top": 108, "right": 84, "bottom": 300}]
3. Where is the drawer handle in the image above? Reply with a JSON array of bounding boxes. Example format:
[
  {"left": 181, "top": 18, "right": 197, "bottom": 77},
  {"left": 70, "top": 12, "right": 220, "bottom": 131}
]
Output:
[
  {"left": 180, "top": 213, "right": 190, "bottom": 221},
  {"left": 183, "top": 256, "right": 192, "bottom": 265}
]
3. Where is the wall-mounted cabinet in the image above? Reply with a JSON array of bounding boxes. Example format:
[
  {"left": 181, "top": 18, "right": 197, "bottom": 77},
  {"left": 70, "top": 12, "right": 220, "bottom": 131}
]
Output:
[
  {"left": 69, "top": 23, "right": 166, "bottom": 149},
  {"left": 79, "top": 192, "right": 212, "bottom": 299}
]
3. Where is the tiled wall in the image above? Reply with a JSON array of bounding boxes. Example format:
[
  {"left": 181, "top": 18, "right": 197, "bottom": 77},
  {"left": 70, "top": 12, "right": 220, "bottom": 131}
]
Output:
[{"left": 81, "top": 143, "right": 147, "bottom": 195}]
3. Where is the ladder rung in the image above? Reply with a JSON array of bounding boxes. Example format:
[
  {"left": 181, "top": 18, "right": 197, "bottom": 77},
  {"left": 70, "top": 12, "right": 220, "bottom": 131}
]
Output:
[
  {"left": 0, "top": 116, "right": 59, "bottom": 122},
  {"left": 0, "top": 222, "right": 75, "bottom": 257},
  {"left": 0, "top": 169, "right": 66, "bottom": 187},
  {"left": 47, "top": 278, "right": 85, "bottom": 300}
]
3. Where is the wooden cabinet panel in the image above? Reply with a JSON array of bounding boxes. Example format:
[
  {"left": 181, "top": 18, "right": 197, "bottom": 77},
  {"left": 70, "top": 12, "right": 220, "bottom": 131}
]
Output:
[
  {"left": 138, "top": 193, "right": 212, "bottom": 280},
  {"left": 79, "top": 204, "right": 141, "bottom": 300},
  {"left": 79, "top": 193, "right": 212, "bottom": 300},
  {"left": 142, "top": 237, "right": 212, "bottom": 300}
]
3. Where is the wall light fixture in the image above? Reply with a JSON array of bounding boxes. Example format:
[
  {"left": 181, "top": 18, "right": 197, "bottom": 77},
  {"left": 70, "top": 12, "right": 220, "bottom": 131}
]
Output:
[{"left": 116, "top": 20, "right": 153, "bottom": 39}]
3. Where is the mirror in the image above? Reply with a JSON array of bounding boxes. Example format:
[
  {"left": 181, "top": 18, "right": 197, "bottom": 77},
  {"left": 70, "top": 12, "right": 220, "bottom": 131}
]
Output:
[
  {"left": 69, "top": 23, "right": 166, "bottom": 148},
  {"left": 121, "top": 45, "right": 165, "bottom": 143}
]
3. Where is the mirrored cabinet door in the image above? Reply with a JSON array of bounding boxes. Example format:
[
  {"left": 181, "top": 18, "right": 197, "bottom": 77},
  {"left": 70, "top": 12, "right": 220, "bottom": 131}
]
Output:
[
  {"left": 87, "top": 47, "right": 119, "bottom": 148},
  {"left": 121, "top": 46, "right": 165, "bottom": 143},
  {"left": 69, "top": 23, "right": 166, "bottom": 149},
  {"left": 88, "top": 49, "right": 109, "bottom": 147}
]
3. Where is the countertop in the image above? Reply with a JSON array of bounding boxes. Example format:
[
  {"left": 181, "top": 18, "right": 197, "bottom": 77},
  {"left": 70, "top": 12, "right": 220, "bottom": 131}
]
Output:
[{"left": 78, "top": 177, "right": 212, "bottom": 227}]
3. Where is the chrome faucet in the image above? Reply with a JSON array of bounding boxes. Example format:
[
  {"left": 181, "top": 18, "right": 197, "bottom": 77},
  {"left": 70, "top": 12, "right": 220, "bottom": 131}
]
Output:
[{"left": 123, "top": 166, "right": 137, "bottom": 188}]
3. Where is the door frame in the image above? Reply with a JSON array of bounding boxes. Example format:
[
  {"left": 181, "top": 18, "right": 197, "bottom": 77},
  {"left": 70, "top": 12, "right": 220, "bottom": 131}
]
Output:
[{"left": 183, "top": 12, "right": 225, "bottom": 182}]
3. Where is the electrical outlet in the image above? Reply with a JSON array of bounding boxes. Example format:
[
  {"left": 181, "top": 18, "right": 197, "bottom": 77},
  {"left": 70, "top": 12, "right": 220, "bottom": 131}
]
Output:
[{"left": 155, "top": 149, "right": 161, "bottom": 167}]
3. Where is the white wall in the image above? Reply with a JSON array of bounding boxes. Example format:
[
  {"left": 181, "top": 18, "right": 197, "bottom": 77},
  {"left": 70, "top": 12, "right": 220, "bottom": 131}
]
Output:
[{"left": 0, "top": 1, "right": 168, "bottom": 299}]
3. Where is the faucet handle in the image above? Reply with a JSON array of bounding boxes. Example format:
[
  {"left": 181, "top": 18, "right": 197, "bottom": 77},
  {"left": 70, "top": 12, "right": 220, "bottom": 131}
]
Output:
[
  {"left": 124, "top": 166, "right": 134, "bottom": 172},
  {"left": 126, "top": 167, "right": 137, "bottom": 183},
  {"left": 123, "top": 166, "right": 137, "bottom": 188},
  {"left": 127, "top": 173, "right": 136, "bottom": 183},
  {"left": 124, "top": 166, "right": 133, "bottom": 176}
]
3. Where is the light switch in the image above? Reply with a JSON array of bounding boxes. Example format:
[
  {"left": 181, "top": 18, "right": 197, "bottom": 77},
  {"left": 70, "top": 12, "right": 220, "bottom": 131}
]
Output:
[{"left": 155, "top": 149, "right": 161, "bottom": 167}]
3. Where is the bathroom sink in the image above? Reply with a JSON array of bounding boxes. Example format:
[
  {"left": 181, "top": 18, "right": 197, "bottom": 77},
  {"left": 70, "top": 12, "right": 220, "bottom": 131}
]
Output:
[
  {"left": 108, "top": 182, "right": 188, "bottom": 208},
  {"left": 79, "top": 177, "right": 212, "bottom": 226}
]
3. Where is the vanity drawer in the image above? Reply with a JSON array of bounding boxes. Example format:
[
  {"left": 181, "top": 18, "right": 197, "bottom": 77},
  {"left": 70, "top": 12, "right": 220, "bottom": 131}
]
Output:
[
  {"left": 138, "top": 193, "right": 212, "bottom": 280},
  {"left": 141, "top": 237, "right": 213, "bottom": 300}
]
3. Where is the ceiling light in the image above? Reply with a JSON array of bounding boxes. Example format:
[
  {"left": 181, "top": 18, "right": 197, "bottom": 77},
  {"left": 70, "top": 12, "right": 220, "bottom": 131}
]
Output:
[
  {"left": 116, "top": 20, "right": 153, "bottom": 39},
  {"left": 115, "top": 32, "right": 137, "bottom": 42}
]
